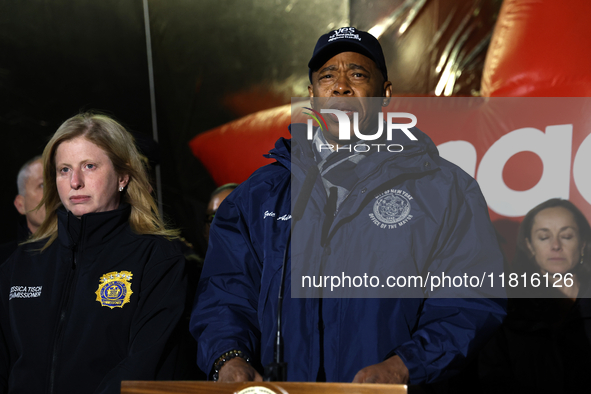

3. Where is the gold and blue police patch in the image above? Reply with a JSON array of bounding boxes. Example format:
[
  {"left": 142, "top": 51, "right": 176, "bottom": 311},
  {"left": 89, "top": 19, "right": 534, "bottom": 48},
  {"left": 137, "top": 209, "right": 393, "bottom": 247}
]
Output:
[{"left": 95, "top": 271, "right": 133, "bottom": 309}]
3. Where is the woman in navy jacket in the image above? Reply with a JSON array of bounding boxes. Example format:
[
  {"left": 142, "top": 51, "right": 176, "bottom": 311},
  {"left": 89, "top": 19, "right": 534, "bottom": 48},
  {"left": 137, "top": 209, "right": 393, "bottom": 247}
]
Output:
[{"left": 0, "top": 113, "right": 188, "bottom": 394}]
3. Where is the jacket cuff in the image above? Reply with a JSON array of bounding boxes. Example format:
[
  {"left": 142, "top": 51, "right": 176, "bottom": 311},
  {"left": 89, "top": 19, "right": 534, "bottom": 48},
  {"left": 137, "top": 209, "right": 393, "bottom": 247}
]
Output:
[{"left": 390, "top": 343, "right": 427, "bottom": 384}]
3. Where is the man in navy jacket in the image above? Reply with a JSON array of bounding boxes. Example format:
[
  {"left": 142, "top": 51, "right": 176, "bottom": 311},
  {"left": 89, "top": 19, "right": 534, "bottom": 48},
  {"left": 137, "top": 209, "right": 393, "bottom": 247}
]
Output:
[{"left": 191, "top": 27, "right": 506, "bottom": 385}]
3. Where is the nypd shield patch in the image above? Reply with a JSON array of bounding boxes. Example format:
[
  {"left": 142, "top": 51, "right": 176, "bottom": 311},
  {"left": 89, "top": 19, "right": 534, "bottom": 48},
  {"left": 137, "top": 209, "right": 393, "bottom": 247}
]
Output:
[{"left": 95, "top": 271, "right": 133, "bottom": 309}]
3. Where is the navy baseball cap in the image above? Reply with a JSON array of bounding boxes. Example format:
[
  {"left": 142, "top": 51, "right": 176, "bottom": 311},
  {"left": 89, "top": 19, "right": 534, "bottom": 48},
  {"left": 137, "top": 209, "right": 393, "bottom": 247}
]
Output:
[{"left": 308, "top": 27, "right": 388, "bottom": 83}]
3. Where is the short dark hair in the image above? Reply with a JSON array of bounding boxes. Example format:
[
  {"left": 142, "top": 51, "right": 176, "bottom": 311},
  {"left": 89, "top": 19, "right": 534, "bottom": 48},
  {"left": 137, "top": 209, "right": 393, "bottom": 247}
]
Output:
[{"left": 16, "top": 155, "right": 43, "bottom": 196}]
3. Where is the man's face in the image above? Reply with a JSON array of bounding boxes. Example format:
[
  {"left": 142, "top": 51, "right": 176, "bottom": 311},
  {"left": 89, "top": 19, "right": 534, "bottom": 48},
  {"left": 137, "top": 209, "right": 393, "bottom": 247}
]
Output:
[
  {"left": 308, "top": 51, "right": 392, "bottom": 146},
  {"left": 14, "top": 160, "right": 46, "bottom": 233}
]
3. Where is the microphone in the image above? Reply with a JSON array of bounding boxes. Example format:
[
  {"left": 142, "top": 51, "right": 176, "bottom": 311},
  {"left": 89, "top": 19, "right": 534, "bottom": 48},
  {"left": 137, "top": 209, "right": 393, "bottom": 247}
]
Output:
[{"left": 264, "top": 165, "right": 319, "bottom": 381}]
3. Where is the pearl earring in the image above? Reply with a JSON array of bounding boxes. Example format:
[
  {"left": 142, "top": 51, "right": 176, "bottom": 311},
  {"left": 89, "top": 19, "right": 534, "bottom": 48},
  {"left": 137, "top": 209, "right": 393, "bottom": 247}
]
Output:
[{"left": 119, "top": 186, "right": 124, "bottom": 192}]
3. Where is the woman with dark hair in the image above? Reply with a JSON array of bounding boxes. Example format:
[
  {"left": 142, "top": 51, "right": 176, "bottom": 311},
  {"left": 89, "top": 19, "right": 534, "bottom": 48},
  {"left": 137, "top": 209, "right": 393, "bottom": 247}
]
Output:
[
  {"left": 513, "top": 198, "right": 591, "bottom": 298},
  {"left": 0, "top": 113, "right": 190, "bottom": 393},
  {"left": 480, "top": 198, "right": 591, "bottom": 393}
]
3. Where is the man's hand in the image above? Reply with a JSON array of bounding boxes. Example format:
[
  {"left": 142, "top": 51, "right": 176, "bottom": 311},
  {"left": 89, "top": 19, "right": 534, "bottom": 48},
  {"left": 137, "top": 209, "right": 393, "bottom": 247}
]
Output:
[
  {"left": 217, "top": 357, "right": 263, "bottom": 382},
  {"left": 352, "top": 355, "right": 409, "bottom": 384}
]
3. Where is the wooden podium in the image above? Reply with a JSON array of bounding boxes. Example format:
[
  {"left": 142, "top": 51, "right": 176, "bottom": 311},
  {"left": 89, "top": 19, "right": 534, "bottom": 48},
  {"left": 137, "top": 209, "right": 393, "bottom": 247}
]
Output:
[{"left": 121, "top": 381, "right": 408, "bottom": 394}]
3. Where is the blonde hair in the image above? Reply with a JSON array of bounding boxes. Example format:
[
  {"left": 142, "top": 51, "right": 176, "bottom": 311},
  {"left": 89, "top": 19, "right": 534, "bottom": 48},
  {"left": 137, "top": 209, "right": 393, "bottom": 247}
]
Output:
[{"left": 32, "top": 112, "right": 178, "bottom": 249}]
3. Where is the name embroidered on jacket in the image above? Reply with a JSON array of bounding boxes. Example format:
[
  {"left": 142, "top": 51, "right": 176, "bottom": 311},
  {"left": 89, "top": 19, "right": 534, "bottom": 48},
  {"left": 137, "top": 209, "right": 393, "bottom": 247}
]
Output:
[
  {"left": 95, "top": 271, "right": 133, "bottom": 309},
  {"left": 9, "top": 286, "right": 42, "bottom": 300},
  {"left": 263, "top": 211, "right": 291, "bottom": 221},
  {"left": 369, "top": 189, "right": 414, "bottom": 229}
]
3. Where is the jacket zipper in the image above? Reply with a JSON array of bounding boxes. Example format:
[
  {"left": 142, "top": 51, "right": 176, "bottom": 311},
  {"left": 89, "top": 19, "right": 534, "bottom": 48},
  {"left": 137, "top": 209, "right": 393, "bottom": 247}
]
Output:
[{"left": 47, "top": 244, "right": 78, "bottom": 394}]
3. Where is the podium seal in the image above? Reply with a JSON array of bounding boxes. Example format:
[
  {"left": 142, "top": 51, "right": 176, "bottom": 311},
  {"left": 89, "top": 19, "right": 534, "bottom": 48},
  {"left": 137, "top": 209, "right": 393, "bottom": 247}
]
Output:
[{"left": 237, "top": 387, "right": 278, "bottom": 394}]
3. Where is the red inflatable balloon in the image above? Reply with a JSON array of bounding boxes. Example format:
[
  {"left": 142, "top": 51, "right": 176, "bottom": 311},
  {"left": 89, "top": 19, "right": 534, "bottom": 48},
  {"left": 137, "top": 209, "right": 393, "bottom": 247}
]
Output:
[
  {"left": 189, "top": 105, "right": 293, "bottom": 186},
  {"left": 482, "top": 0, "right": 591, "bottom": 97}
]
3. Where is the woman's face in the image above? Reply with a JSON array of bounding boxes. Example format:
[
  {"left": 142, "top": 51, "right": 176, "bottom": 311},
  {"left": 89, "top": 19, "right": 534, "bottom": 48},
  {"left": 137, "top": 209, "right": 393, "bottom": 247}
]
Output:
[
  {"left": 55, "top": 136, "right": 128, "bottom": 218},
  {"left": 526, "top": 206, "right": 585, "bottom": 274}
]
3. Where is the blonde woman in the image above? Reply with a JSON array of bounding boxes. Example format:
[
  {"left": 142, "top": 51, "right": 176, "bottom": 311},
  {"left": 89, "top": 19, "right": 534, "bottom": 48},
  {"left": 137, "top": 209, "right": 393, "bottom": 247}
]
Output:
[{"left": 0, "top": 113, "right": 188, "bottom": 394}]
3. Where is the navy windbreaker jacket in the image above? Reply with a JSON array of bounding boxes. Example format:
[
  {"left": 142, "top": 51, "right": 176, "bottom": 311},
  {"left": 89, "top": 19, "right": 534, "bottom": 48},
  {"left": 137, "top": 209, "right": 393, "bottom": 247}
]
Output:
[{"left": 191, "top": 124, "right": 506, "bottom": 383}]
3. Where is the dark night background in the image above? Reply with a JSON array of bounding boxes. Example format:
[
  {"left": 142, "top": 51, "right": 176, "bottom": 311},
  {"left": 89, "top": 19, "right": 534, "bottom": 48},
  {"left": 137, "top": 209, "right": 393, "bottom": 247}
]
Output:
[{"left": 0, "top": 0, "right": 500, "bottom": 257}]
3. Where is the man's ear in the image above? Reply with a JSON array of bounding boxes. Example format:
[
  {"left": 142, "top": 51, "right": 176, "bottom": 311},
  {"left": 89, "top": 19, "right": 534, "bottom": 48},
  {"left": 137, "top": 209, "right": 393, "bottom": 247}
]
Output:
[
  {"left": 14, "top": 195, "right": 26, "bottom": 215},
  {"left": 308, "top": 90, "right": 318, "bottom": 112},
  {"left": 383, "top": 80, "right": 393, "bottom": 104}
]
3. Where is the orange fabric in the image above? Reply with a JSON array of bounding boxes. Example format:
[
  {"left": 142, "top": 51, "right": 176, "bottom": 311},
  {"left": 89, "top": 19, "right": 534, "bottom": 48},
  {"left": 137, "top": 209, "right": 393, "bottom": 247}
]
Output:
[{"left": 481, "top": 0, "right": 591, "bottom": 97}]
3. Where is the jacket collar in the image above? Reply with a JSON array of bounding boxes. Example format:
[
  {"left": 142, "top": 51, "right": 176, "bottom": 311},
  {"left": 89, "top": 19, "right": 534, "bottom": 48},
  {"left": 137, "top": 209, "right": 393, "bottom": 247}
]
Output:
[
  {"left": 57, "top": 204, "right": 131, "bottom": 252},
  {"left": 16, "top": 216, "right": 32, "bottom": 243},
  {"left": 265, "top": 135, "right": 292, "bottom": 169}
]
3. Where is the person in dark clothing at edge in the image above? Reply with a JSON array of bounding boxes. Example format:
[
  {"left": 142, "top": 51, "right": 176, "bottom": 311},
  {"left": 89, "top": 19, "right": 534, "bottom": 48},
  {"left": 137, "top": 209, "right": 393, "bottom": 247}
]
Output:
[
  {"left": 479, "top": 198, "right": 591, "bottom": 393},
  {"left": 204, "top": 183, "right": 239, "bottom": 243},
  {"left": 0, "top": 113, "right": 190, "bottom": 394},
  {"left": 191, "top": 27, "right": 506, "bottom": 386},
  {"left": 0, "top": 156, "right": 46, "bottom": 264}
]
